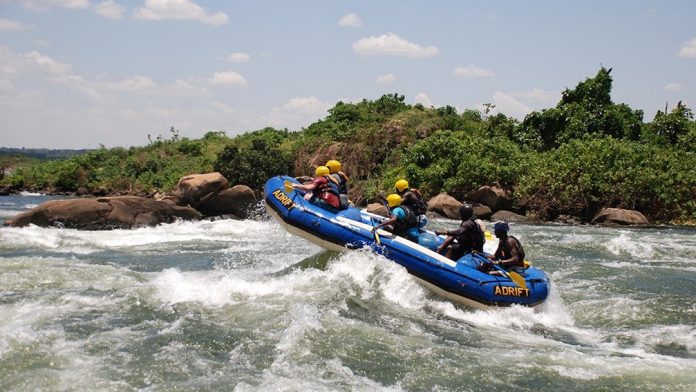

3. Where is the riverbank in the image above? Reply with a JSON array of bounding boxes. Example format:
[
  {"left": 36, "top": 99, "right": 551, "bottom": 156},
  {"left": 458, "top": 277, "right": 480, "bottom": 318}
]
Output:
[{"left": 3, "top": 70, "right": 695, "bottom": 225}]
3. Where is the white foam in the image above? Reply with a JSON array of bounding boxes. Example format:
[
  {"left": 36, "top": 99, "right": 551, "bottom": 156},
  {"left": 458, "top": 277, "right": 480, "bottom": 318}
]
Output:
[
  {"left": 0, "top": 219, "right": 296, "bottom": 255},
  {"left": 606, "top": 232, "right": 655, "bottom": 259}
]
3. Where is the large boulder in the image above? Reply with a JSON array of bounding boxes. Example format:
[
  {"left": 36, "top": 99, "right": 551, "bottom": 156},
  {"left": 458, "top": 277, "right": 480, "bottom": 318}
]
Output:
[
  {"left": 195, "top": 185, "right": 257, "bottom": 218},
  {"left": 472, "top": 204, "right": 493, "bottom": 220},
  {"left": 490, "top": 210, "right": 533, "bottom": 223},
  {"left": 366, "top": 203, "right": 389, "bottom": 217},
  {"left": 592, "top": 208, "right": 649, "bottom": 225},
  {"left": 427, "top": 193, "right": 462, "bottom": 220},
  {"left": 172, "top": 172, "right": 229, "bottom": 206},
  {"left": 467, "top": 185, "right": 512, "bottom": 211},
  {"left": 4, "top": 196, "right": 202, "bottom": 230}
]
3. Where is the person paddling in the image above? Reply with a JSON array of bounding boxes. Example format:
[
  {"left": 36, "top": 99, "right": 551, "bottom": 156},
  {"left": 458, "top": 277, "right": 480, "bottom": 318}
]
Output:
[
  {"left": 326, "top": 159, "right": 350, "bottom": 208},
  {"left": 291, "top": 166, "right": 342, "bottom": 211},
  {"left": 394, "top": 179, "right": 428, "bottom": 228},
  {"left": 485, "top": 221, "right": 525, "bottom": 269},
  {"left": 435, "top": 205, "right": 485, "bottom": 260},
  {"left": 371, "top": 194, "right": 420, "bottom": 242}
]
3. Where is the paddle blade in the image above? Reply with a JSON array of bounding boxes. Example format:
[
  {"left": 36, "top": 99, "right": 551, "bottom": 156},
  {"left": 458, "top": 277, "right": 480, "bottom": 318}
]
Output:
[
  {"left": 484, "top": 230, "right": 493, "bottom": 241},
  {"left": 507, "top": 270, "right": 527, "bottom": 290},
  {"left": 284, "top": 180, "right": 294, "bottom": 194},
  {"left": 373, "top": 230, "right": 381, "bottom": 246}
]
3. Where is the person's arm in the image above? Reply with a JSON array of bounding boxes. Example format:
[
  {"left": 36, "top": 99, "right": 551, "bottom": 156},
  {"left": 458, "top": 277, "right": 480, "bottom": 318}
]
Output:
[
  {"left": 496, "top": 238, "right": 520, "bottom": 267},
  {"left": 372, "top": 215, "right": 397, "bottom": 232},
  {"left": 293, "top": 182, "right": 316, "bottom": 192},
  {"left": 436, "top": 235, "right": 455, "bottom": 254}
]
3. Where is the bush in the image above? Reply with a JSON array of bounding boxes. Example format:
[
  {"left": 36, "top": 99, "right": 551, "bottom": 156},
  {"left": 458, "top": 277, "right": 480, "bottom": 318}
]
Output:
[
  {"left": 516, "top": 136, "right": 696, "bottom": 222},
  {"left": 214, "top": 128, "right": 293, "bottom": 190},
  {"left": 398, "top": 130, "right": 526, "bottom": 199}
]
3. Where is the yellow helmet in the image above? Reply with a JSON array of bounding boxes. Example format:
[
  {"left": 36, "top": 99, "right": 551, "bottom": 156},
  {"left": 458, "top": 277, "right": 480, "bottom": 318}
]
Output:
[
  {"left": 386, "top": 193, "right": 402, "bottom": 208},
  {"left": 395, "top": 179, "right": 409, "bottom": 192},
  {"left": 315, "top": 166, "right": 330, "bottom": 177},
  {"left": 326, "top": 160, "right": 341, "bottom": 173}
]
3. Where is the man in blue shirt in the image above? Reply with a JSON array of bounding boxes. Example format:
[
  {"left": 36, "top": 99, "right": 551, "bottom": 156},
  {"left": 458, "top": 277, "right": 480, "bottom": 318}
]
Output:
[{"left": 371, "top": 194, "right": 420, "bottom": 242}]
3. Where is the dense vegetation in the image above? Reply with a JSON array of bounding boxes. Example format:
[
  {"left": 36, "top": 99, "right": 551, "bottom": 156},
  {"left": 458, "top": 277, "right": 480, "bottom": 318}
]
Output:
[{"left": 2, "top": 68, "right": 695, "bottom": 223}]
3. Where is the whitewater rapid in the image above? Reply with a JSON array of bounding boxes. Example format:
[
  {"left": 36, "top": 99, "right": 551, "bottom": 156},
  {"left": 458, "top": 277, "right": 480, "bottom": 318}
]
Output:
[{"left": 1, "top": 195, "right": 695, "bottom": 391}]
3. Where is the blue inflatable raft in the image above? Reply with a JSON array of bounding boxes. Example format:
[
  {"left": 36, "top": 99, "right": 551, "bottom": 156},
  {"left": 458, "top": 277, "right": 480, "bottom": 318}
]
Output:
[{"left": 264, "top": 175, "right": 550, "bottom": 309}]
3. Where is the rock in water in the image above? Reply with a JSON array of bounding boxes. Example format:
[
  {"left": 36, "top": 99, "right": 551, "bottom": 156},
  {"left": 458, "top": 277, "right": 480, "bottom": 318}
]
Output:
[
  {"left": 592, "top": 208, "right": 649, "bottom": 225},
  {"left": 5, "top": 196, "right": 202, "bottom": 230}
]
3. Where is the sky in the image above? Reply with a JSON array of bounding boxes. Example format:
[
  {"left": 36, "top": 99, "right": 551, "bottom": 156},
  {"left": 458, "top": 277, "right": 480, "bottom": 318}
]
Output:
[{"left": 0, "top": 0, "right": 695, "bottom": 149}]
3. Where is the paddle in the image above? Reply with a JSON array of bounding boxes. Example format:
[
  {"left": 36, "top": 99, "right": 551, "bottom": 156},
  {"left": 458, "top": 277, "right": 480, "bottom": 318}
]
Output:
[
  {"left": 373, "top": 229, "right": 381, "bottom": 246},
  {"left": 474, "top": 253, "right": 527, "bottom": 290},
  {"left": 284, "top": 180, "right": 294, "bottom": 193}
]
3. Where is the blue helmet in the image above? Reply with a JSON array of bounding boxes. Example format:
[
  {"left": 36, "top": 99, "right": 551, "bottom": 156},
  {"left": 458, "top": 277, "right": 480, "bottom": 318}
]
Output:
[{"left": 493, "top": 221, "right": 509, "bottom": 233}]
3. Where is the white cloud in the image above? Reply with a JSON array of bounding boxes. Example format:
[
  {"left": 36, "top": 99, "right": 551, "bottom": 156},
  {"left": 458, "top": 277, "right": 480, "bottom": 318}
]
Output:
[
  {"left": 0, "top": 18, "right": 32, "bottom": 32},
  {"left": 266, "top": 96, "right": 331, "bottom": 129},
  {"left": 133, "top": 0, "right": 229, "bottom": 26},
  {"left": 376, "top": 73, "right": 396, "bottom": 84},
  {"left": 207, "top": 71, "right": 248, "bottom": 87},
  {"left": 339, "top": 13, "right": 362, "bottom": 28},
  {"left": 453, "top": 64, "right": 495, "bottom": 78},
  {"left": 352, "top": 33, "right": 439, "bottom": 58},
  {"left": 104, "top": 75, "right": 157, "bottom": 91},
  {"left": 20, "top": 0, "right": 90, "bottom": 11},
  {"left": 23, "top": 50, "right": 72, "bottom": 75},
  {"left": 508, "top": 88, "right": 559, "bottom": 106},
  {"left": 678, "top": 38, "right": 696, "bottom": 58},
  {"left": 226, "top": 52, "right": 251, "bottom": 63},
  {"left": 414, "top": 92, "right": 432, "bottom": 107},
  {"left": 664, "top": 82, "right": 685, "bottom": 91},
  {"left": 491, "top": 91, "right": 532, "bottom": 119},
  {"left": 95, "top": 1, "right": 125, "bottom": 20}
]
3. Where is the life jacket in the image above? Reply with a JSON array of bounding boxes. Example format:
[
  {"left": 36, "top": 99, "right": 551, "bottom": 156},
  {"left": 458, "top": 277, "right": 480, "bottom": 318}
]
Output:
[
  {"left": 454, "top": 219, "right": 485, "bottom": 253},
  {"left": 329, "top": 172, "right": 349, "bottom": 195},
  {"left": 497, "top": 235, "right": 526, "bottom": 266},
  {"left": 392, "top": 205, "right": 419, "bottom": 237},
  {"left": 327, "top": 173, "right": 349, "bottom": 209},
  {"left": 314, "top": 176, "right": 341, "bottom": 208},
  {"left": 402, "top": 189, "right": 428, "bottom": 215}
]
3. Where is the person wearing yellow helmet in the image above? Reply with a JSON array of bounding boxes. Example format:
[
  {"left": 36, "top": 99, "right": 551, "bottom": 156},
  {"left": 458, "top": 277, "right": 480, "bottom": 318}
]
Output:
[
  {"left": 371, "top": 193, "right": 420, "bottom": 242},
  {"left": 325, "top": 159, "right": 350, "bottom": 208},
  {"left": 394, "top": 179, "right": 428, "bottom": 228},
  {"left": 291, "top": 166, "right": 342, "bottom": 210}
]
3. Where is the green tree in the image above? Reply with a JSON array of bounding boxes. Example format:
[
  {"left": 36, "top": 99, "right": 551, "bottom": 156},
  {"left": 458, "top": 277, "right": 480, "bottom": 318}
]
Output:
[
  {"left": 645, "top": 101, "right": 694, "bottom": 148},
  {"left": 520, "top": 67, "right": 644, "bottom": 150},
  {"left": 214, "top": 128, "right": 293, "bottom": 190}
]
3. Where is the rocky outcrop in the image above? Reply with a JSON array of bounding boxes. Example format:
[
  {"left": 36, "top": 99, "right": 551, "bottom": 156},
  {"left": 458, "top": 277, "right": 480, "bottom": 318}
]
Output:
[
  {"left": 427, "top": 193, "right": 462, "bottom": 220},
  {"left": 468, "top": 185, "right": 512, "bottom": 211},
  {"left": 366, "top": 203, "right": 389, "bottom": 217},
  {"left": 472, "top": 204, "right": 493, "bottom": 220},
  {"left": 5, "top": 196, "right": 202, "bottom": 230},
  {"left": 171, "top": 172, "right": 229, "bottom": 206},
  {"left": 490, "top": 210, "right": 533, "bottom": 223},
  {"left": 591, "top": 208, "right": 649, "bottom": 225},
  {"left": 195, "top": 185, "right": 257, "bottom": 218}
]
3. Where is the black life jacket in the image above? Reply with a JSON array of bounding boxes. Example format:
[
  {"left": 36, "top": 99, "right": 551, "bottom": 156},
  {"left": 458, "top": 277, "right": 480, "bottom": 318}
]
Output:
[
  {"left": 392, "top": 205, "right": 419, "bottom": 236},
  {"left": 402, "top": 189, "right": 427, "bottom": 215},
  {"left": 329, "top": 172, "right": 349, "bottom": 195},
  {"left": 455, "top": 219, "right": 485, "bottom": 253},
  {"left": 498, "top": 235, "right": 525, "bottom": 265}
]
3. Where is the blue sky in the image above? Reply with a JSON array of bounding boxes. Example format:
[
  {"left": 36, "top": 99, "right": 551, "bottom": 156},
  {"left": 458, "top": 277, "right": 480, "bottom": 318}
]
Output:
[{"left": 1, "top": 0, "right": 694, "bottom": 148}]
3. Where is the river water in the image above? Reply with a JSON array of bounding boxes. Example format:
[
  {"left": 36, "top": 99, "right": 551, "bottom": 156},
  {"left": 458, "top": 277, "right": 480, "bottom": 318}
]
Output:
[{"left": 1, "top": 194, "right": 695, "bottom": 391}]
